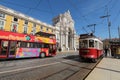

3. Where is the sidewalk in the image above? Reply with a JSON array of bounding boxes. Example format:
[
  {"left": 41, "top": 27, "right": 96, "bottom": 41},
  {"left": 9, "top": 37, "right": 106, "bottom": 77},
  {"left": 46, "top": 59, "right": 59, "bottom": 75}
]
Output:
[{"left": 85, "top": 57, "right": 120, "bottom": 80}]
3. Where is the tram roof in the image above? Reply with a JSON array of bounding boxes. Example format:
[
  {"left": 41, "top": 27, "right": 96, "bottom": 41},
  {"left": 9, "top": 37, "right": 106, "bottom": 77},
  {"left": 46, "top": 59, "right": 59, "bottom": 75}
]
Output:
[
  {"left": 80, "top": 33, "right": 96, "bottom": 39},
  {"left": 79, "top": 33, "right": 102, "bottom": 43}
]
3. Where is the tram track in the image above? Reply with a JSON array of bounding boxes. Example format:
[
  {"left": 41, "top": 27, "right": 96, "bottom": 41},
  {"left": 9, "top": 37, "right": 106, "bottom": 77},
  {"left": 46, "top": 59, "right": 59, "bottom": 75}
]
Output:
[
  {"left": 83, "top": 57, "right": 103, "bottom": 80},
  {"left": 0, "top": 53, "right": 102, "bottom": 80}
]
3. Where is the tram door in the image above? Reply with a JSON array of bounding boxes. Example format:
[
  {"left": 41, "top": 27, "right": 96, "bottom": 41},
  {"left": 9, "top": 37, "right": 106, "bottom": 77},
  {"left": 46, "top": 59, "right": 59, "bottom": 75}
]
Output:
[
  {"left": 8, "top": 41, "right": 17, "bottom": 58},
  {"left": 0, "top": 40, "right": 9, "bottom": 58}
]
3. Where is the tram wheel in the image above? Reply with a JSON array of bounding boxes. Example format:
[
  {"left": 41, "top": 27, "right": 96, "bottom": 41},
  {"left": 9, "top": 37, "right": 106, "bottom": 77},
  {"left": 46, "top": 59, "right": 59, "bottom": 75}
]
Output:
[{"left": 92, "top": 58, "right": 97, "bottom": 63}]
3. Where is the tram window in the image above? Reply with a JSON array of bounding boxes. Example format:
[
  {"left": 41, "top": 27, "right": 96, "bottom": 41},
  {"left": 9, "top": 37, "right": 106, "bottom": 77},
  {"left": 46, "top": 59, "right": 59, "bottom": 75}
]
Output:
[
  {"left": 82, "top": 40, "right": 88, "bottom": 48},
  {"left": 95, "top": 41, "right": 98, "bottom": 48},
  {"left": 79, "top": 41, "right": 83, "bottom": 48},
  {"left": 99, "top": 43, "right": 103, "bottom": 49},
  {"left": 89, "top": 40, "right": 94, "bottom": 47}
]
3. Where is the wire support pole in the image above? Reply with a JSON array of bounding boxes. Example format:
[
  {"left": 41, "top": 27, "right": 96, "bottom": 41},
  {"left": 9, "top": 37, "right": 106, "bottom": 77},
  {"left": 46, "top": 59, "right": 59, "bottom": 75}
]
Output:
[{"left": 100, "top": 7, "right": 111, "bottom": 40}]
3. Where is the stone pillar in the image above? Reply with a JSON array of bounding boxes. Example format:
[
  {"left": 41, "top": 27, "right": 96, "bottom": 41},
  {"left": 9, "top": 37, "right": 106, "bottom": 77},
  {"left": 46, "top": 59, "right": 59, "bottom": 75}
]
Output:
[
  {"left": 72, "top": 37, "right": 74, "bottom": 50},
  {"left": 74, "top": 35, "right": 76, "bottom": 51},
  {"left": 60, "top": 33, "right": 62, "bottom": 51},
  {"left": 66, "top": 32, "right": 69, "bottom": 51}
]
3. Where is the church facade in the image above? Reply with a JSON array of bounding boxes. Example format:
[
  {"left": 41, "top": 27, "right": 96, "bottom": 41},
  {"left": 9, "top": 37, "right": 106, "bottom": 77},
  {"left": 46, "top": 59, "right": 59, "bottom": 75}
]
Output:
[{"left": 53, "top": 10, "right": 77, "bottom": 51}]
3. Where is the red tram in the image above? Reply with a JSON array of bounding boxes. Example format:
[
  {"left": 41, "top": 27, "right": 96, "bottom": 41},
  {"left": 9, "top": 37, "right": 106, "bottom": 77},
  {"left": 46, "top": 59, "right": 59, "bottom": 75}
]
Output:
[{"left": 79, "top": 33, "right": 103, "bottom": 62}]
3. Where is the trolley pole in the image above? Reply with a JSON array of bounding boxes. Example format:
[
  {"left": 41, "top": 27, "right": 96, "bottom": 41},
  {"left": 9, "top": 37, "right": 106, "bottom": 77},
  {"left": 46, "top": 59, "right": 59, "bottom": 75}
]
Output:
[{"left": 87, "top": 24, "right": 96, "bottom": 33}]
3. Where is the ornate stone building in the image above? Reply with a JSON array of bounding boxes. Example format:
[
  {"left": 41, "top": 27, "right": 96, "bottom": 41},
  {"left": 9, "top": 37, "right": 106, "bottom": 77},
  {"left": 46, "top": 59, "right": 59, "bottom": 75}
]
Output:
[{"left": 52, "top": 10, "right": 77, "bottom": 51}]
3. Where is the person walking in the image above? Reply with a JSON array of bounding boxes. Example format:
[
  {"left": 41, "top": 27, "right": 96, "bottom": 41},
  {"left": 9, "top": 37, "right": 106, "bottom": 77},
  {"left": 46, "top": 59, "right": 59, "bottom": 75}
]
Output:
[
  {"left": 108, "top": 47, "right": 111, "bottom": 57},
  {"left": 104, "top": 48, "right": 108, "bottom": 57}
]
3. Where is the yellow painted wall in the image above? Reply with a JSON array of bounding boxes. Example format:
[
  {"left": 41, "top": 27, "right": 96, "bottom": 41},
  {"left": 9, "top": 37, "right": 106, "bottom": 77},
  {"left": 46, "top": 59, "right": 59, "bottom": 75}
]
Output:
[
  {"left": 36, "top": 24, "right": 40, "bottom": 33},
  {"left": 3, "top": 13, "right": 54, "bottom": 35},
  {"left": 43, "top": 26, "right": 46, "bottom": 32},
  {"left": 27, "top": 22, "right": 33, "bottom": 34},
  {"left": 18, "top": 19, "right": 24, "bottom": 33},
  {"left": 4, "top": 14, "right": 12, "bottom": 31},
  {"left": 48, "top": 29, "right": 52, "bottom": 33}
]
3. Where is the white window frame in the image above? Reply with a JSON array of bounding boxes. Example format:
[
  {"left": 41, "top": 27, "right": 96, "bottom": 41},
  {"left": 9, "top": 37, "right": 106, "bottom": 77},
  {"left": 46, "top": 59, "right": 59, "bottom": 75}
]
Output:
[
  {"left": 32, "top": 23, "right": 36, "bottom": 35},
  {"left": 0, "top": 13, "right": 5, "bottom": 19},
  {"left": 0, "top": 20, "right": 5, "bottom": 30},
  {"left": 23, "top": 25, "right": 28, "bottom": 34},
  {"left": 40, "top": 25, "right": 43, "bottom": 31},
  {"left": 11, "top": 23, "right": 18, "bottom": 32}
]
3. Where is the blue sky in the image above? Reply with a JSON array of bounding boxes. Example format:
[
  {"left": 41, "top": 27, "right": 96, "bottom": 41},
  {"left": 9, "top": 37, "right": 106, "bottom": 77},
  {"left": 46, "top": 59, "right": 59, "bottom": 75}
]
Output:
[{"left": 0, "top": 0, "right": 120, "bottom": 39}]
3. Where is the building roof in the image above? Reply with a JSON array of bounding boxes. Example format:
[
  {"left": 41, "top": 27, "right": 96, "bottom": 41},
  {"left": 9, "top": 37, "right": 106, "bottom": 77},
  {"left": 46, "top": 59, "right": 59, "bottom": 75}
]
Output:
[{"left": 0, "top": 5, "right": 55, "bottom": 29}]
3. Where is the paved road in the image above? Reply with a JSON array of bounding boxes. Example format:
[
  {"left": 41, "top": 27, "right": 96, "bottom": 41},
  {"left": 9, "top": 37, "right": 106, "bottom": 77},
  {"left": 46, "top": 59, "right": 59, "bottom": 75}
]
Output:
[{"left": 0, "top": 52, "right": 101, "bottom": 80}]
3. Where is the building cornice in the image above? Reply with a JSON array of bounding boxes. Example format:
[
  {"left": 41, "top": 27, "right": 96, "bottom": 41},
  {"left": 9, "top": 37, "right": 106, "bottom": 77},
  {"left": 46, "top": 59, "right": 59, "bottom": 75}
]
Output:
[{"left": 0, "top": 5, "right": 55, "bottom": 29}]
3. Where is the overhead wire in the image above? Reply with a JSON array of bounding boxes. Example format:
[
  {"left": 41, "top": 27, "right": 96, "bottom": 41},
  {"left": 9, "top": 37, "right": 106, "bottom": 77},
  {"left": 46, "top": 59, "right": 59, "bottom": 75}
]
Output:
[
  {"left": 0, "top": 0, "right": 51, "bottom": 14},
  {"left": 47, "top": 0, "right": 54, "bottom": 17},
  {"left": 68, "top": 0, "right": 89, "bottom": 24},
  {"left": 68, "top": 0, "right": 114, "bottom": 31},
  {"left": 26, "top": 0, "right": 43, "bottom": 14}
]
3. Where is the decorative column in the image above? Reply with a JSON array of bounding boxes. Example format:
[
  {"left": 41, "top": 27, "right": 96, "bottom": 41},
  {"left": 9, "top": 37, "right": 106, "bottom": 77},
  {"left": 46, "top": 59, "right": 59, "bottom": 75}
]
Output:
[
  {"left": 74, "top": 35, "right": 76, "bottom": 51},
  {"left": 60, "top": 31, "right": 62, "bottom": 51},
  {"left": 66, "top": 32, "right": 69, "bottom": 51}
]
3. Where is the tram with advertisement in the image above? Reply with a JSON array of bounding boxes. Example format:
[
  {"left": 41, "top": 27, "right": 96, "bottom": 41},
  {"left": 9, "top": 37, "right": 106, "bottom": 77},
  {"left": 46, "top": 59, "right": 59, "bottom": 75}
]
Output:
[
  {"left": 79, "top": 33, "right": 103, "bottom": 62},
  {"left": 0, "top": 30, "right": 56, "bottom": 59}
]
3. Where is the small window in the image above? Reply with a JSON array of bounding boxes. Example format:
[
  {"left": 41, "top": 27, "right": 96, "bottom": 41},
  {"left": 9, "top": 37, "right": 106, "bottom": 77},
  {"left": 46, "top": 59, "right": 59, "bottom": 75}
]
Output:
[
  {"left": 41, "top": 25, "right": 43, "bottom": 30},
  {"left": 0, "top": 20, "right": 4, "bottom": 30},
  {"left": 24, "top": 25, "right": 27, "bottom": 34},
  {"left": 14, "top": 17, "right": 18, "bottom": 22},
  {"left": 0, "top": 13, "right": 5, "bottom": 18},
  {"left": 24, "top": 20, "right": 28, "bottom": 25},
  {"left": 32, "top": 23, "right": 36, "bottom": 35},
  {"left": 46, "top": 28, "right": 48, "bottom": 31},
  {"left": 11, "top": 23, "right": 17, "bottom": 32}
]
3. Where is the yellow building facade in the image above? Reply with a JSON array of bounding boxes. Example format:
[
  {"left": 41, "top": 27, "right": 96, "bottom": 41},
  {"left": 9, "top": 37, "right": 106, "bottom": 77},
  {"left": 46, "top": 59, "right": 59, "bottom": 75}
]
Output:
[{"left": 0, "top": 5, "right": 55, "bottom": 35}]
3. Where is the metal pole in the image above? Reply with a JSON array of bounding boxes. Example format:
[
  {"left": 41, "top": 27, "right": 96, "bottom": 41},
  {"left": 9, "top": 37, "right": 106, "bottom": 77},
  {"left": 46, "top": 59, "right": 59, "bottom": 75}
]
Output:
[
  {"left": 107, "top": 8, "right": 111, "bottom": 40},
  {"left": 100, "top": 7, "right": 111, "bottom": 40},
  {"left": 118, "top": 26, "right": 120, "bottom": 42}
]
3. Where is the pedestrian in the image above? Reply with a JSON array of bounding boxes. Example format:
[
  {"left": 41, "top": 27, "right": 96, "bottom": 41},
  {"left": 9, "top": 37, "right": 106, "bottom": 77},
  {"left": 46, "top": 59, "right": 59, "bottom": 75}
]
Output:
[
  {"left": 108, "top": 47, "right": 111, "bottom": 57},
  {"left": 104, "top": 48, "right": 108, "bottom": 57}
]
